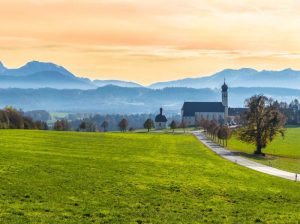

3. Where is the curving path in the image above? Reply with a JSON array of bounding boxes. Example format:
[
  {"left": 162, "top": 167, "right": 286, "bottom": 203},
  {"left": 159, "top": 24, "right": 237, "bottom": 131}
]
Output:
[{"left": 193, "top": 131, "right": 299, "bottom": 182}]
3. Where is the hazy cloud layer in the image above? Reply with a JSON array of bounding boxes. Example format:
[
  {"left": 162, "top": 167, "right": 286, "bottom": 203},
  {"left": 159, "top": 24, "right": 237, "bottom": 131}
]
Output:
[{"left": 1, "top": 0, "right": 300, "bottom": 84}]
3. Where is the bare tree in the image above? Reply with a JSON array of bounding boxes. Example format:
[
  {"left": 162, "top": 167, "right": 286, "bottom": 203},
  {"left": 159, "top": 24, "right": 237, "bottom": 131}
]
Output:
[
  {"left": 199, "top": 118, "right": 210, "bottom": 132},
  {"left": 170, "top": 120, "right": 177, "bottom": 133},
  {"left": 118, "top": 118, "right": 128, "bottom": 132},
  {"left": 179, "top": 120, "right": 187, "bottom": 133},
  {"left": 101, "top": 120, "right": 109, "bottom": 132},
  {"left": 218, "top": 125, "right": 231, "bottom": 147}
]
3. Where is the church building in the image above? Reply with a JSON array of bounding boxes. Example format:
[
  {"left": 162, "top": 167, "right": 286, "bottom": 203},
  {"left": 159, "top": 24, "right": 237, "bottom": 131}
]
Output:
[
  {"left": 155, "top": 107, "right": 168, "bottom": 130},
  {"left": 181, "top": 82, "right": 229, "bottom": 126}
]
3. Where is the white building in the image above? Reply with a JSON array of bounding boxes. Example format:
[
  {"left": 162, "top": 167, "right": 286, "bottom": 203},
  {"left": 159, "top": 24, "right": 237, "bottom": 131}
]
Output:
[{"left": 181, "top": 82, "right": 229, "bottom": 126}]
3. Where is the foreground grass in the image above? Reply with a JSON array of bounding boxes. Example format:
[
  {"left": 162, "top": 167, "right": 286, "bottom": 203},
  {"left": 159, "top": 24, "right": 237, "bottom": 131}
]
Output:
[
  {"left": 0, "top": 130, "right": 299, "bottom": 223},
  {"left": 227, "top": 127, "right": 300, "bottom": 173}
]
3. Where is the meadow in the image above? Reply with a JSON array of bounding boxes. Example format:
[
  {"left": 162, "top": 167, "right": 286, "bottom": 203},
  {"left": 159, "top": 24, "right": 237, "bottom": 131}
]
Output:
[
  {"left": 0, "top": 130, "right": 299, "bottom": 223},
  {"left": 227, "top": 127, "right": 300, "bottom": 173}
]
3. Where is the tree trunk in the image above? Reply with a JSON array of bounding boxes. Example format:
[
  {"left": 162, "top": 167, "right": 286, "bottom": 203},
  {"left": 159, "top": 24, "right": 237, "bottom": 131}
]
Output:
[{"left": 254, "top": 145, "right": 262, "bottom": 155}]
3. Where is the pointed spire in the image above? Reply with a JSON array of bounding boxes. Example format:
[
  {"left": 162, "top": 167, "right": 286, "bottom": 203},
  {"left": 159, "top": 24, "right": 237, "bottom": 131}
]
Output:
[{"left": 221, "top": 79, "right": 228, "bottom": 92}]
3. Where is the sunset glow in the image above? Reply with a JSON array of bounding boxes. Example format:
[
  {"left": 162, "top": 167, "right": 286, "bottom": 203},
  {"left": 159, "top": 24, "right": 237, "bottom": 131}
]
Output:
[{"left": 1, "top": 0, "right": 300, "bottom": 84}]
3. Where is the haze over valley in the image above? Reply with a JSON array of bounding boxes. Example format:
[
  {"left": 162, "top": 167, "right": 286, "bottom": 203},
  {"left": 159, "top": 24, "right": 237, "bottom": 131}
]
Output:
[{"left": 0, "top": 61, "right": 299, "bottom": 113}]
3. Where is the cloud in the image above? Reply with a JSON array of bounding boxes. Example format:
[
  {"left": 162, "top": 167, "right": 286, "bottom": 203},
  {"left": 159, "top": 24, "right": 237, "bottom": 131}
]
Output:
[{"left": 1, "top": 0, "right": 300, "bottom": 84}]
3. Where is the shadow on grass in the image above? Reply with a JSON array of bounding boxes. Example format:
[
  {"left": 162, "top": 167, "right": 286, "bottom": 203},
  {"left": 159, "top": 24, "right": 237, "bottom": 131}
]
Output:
[
  {"left": 230, "top": 151, "right": 277, "bottom": 161},
  {"left": 284, "top": 125, "right": 300, "bottom": 129}
]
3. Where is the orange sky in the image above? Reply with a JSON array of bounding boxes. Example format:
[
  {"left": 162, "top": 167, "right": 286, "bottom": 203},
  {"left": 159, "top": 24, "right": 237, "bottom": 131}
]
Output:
[{"left": 1, "top": 0, "right": 300, "bottom": 85}]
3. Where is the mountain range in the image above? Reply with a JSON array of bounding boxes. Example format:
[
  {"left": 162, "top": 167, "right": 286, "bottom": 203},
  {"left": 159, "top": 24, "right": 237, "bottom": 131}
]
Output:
[
  {"left": 0, "top": 61, "right": 95, "bottom": 89},
  {"left": 1, "top": 61, "right": 300, "bottom": 90},
  {"left": 0, "top": 60, "right": 299, "bottom": 113},
  {"left": 0, "top": 86, "right": 298, "bottom": 113},
  {"left": 148, "top": 68, "right": 300, "bottom": 89}
]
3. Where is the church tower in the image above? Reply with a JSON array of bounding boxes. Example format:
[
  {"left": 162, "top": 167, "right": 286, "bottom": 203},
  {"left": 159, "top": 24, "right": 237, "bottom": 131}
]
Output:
[{"left": 221, "top": 80, "right": 228, "bottom": 118}]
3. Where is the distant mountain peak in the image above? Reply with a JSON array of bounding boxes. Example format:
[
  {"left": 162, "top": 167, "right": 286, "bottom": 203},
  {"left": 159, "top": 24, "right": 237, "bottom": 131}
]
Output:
[
  {"left": 24, "top": 60, "right": 64, "bottom": 71},
  {"left": 25, "top": 60, "right": 61, "bottom": 68},
  {"left": 281, "top": 68, "right": 297, "bottom": 72},
  {"left": 0, "top": 60, "right": 97, "bottom": 89},
  {"left": 3, "top": 60, "right": 75, "bottom": 78},
  {"left": 216, "top": 68, "right": 258, "bottom": 75}
]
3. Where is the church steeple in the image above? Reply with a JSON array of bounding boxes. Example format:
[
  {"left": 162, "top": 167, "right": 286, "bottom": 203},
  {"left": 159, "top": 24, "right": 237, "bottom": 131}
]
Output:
[
  {"left": 221, "top": 80, "right": 228, "bottom": 118},
  {"left": 222, "top": 78, "right": 228, "bottom": 92}
]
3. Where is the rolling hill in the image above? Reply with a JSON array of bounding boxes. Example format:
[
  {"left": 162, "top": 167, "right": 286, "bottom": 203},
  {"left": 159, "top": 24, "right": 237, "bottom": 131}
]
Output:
[
  {"left": 93, "top": 79, "right": 142, "bottom": 88},
  {"left": 0, "top": 86, "right": 299, "bottom": 113}
]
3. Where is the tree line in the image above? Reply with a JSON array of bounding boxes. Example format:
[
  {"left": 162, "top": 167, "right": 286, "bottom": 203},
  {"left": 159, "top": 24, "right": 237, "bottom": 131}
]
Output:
[
  {"left": 54, "top": 117, "right": 185, "bottom": 133},
  {"left": 199, "top": 119, "right": 231, "bottom": 146},
  {"left": 0, "top": 107, "right": 48, "bottom": 130},
  {"left": 54, "top": 118, "right": 131, "bottom": 132},
  {"left": 68, "top": 114, "right": 180, "bottom": 132},
  {"left": 277, "top": 99, "right": 300, "bottom": 125},
  {"left": 0, "top": 108, "right": 179, "bottom": 132}
]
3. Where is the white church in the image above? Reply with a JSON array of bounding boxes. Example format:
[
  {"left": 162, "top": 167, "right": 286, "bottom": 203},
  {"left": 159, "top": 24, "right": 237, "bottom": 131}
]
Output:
[{"left": 181, "top": 82, "right": 229, "bottom": 126}]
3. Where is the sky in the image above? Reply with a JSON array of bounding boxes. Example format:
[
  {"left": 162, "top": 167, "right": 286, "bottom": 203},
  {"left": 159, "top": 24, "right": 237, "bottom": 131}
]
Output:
[{"left": 1, "top": 0, "right": 300, "bottom": 85}]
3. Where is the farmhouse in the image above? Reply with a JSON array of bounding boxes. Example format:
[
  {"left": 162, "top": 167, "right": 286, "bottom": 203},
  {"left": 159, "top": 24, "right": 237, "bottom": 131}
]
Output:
[{"left": 181, "top": 82, "right": 229, "bottom": 126}]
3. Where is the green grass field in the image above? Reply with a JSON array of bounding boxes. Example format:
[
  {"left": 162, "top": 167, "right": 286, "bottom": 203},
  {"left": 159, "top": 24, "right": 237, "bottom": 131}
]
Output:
[
  {"left": 0, "top": 130, "right": 299, "bottom": 223},
  {"left": 227, "top": 127, "right": 300, "bottom": 173}
]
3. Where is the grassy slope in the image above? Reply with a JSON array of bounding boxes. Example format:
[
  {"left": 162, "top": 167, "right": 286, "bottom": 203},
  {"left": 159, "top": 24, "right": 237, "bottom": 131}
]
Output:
[
  {"left": 0, "top": 130, "right": 299, "bottom": 223},
  {"left": 227, "top": 128, "right": 300, "bottom": 173}
]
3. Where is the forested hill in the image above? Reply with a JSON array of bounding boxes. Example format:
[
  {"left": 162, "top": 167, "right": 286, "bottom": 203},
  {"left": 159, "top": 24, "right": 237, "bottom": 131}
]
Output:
[{"left": 0, "top": 86, "right": 299, "bottom": 113}]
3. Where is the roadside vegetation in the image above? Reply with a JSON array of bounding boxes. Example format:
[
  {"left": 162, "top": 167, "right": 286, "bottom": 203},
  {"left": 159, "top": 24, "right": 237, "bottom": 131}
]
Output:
[
  {"left": 228, "top": 127, "right": 300, "bottom": 173},
  {"left": 199, "top": 95, "right": 298, "bottom": 173}
]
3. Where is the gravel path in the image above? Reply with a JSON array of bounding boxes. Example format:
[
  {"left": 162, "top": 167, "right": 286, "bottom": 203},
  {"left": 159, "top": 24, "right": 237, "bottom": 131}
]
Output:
[{"left": 193, "top": 131, "right": 299, "bottom": 182}]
